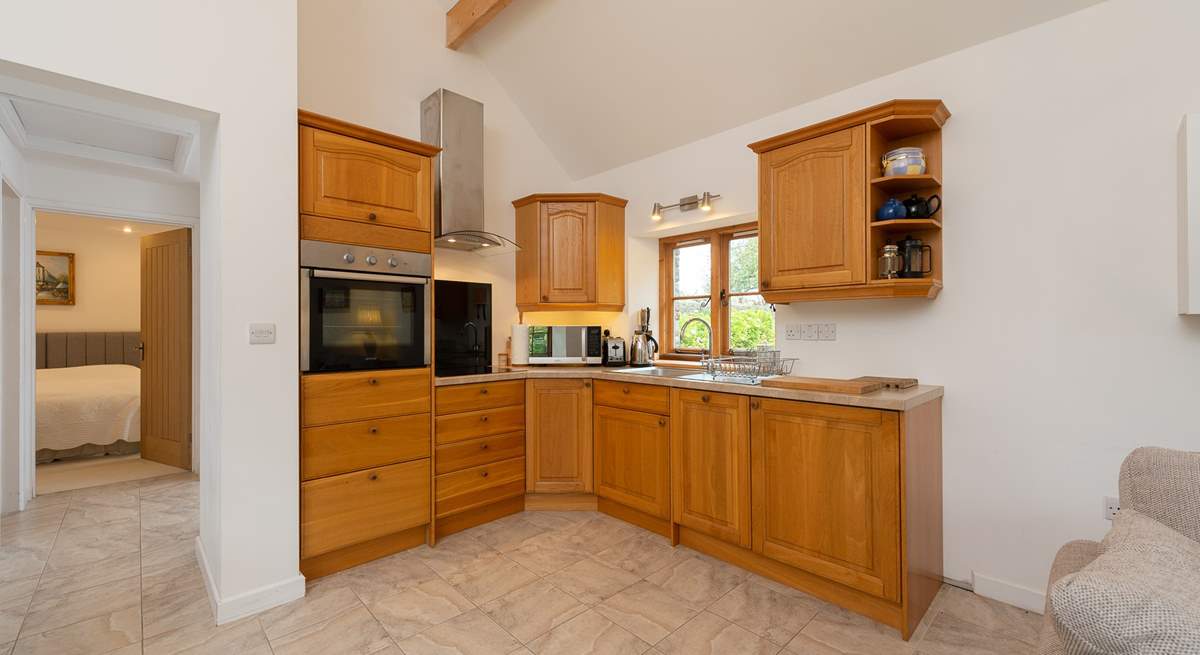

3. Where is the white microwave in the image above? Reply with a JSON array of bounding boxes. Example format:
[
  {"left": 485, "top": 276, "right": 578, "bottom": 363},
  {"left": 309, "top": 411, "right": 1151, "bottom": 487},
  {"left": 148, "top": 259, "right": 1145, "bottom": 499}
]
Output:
[{"left": 526, "top": 325, "right": 603, "bottom": 365}]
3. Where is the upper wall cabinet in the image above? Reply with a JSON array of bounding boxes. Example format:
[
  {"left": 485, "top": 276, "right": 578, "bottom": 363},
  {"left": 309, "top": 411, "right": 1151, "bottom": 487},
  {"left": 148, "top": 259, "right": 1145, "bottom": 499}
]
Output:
[
  {"left": 749, "top": 100, "right": 949, "bottom": 303},
  {"left": 299, "top": 110, "right": 440, "bottom": 253},
  {"left": 514, "top": 193, "right": 626, "bottom": 312}
]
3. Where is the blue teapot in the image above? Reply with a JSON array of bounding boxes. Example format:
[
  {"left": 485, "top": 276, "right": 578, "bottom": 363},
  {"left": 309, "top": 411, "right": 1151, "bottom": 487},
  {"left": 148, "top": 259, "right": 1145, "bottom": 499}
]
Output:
[{"left": 875, "top": 197, "right": 907, "bottom": 221}]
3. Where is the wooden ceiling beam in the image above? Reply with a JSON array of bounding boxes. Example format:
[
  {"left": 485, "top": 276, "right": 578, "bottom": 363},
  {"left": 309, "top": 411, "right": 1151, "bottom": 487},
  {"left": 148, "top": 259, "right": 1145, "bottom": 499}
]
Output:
[{"left": 446, "top": 0, "right": 512, "bottom": 50}]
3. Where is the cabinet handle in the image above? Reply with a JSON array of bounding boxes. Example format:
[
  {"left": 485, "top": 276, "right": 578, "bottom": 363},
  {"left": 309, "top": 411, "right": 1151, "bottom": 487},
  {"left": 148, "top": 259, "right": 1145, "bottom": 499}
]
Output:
[
  {"left": 751, "top": 400, "right": 761, "bottom": 410},
  {"left": 368, "top": 426, "right": 379, "bottom": 434},
  {"left": 761, "top": 279, "right": 770, "bottom": 289},
  {"left": 480, "top": 415, "right": 489, "bottom": 422},
  {"left": 368, "top": 212, "right": 378, "bottom": 221},
  {"left": 584, "top": 381, "right": 591, "bottom": 388},
  {"left": 621, "top": 386, "right": 630, "bottom": 394},
  {"left": 481, "top": 470, "right": 489, "bottom": 478},
  {"left": 368, "top": 473, "right": 379, "bottom": 481},
  {"left": 658, "top": 418, "right": 666, "bottom": 426},
  {"left": 368, "top": 378, "right": 379, "bottom": 386},
  {"left": 542, "top": 295, "right": 549, "bottom": 301},
  {"left": 480, "top": 388, "right": 489, "bottom": 395},
  {"left": 701, "top": 394, "right": 710, "bottom": 403},
  {"left": 480, "top": 443, "right": 489, "bottom": 450}
]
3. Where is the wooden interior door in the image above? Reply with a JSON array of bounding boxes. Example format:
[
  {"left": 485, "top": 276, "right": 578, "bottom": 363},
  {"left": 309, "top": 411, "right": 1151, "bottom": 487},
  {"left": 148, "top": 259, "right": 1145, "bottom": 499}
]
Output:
[
  {"left": 750, "top": 398, "right": 900, "bottom": 601},
  {"left": 140, "top": 228, "right": 192, "bottom": 469},
  {"left": 300, "top": 126, "right": 431, "bottom": 231},
  {"left": 670, "top": 389, "right": 751, "bottom": 547},
  {"left": 594, "top": 406, "right": 670, "bottom": 519},
  {"left": 758, "top": 125, "right": 865, "bottom": 289},
  {"left": 539, "top": 202, "right": 595, "bottom": 303},
  {"left": 525, "top": 378, "right": 592, "bottom": 493}
]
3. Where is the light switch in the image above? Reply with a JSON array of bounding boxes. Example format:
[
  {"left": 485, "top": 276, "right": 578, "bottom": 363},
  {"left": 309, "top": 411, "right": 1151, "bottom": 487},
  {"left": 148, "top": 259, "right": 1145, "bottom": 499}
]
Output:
[{"left": 248, "top": 323, "right": 276, "bottom": 345}]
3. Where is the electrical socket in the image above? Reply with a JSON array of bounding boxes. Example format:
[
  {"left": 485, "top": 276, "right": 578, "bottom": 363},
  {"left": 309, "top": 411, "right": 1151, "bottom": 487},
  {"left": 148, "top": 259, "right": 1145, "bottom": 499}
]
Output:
[
  {"left": 817, "top": 323, "right": 837, "bottom": 341},
  {"left": 800, "top": 324, "right": 819, "bottom": 341},
  {"left": 1103, "top": 496, "right": 1120, "bottom": 521},
  {"left": 784, "top": 324, "right": 803, "bottom": 340}
]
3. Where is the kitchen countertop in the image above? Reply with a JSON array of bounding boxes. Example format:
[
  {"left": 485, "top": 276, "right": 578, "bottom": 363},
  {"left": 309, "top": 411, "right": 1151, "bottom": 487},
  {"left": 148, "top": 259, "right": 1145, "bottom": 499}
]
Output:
[{"left": 434, "top": 366, "right": 942, "bottom": 412}]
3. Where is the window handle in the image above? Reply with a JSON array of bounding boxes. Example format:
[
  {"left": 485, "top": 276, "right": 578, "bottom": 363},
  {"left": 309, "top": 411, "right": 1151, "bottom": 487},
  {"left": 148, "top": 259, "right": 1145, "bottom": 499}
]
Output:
[{"left": 719, "top": 289, "right": 727, "bottom": 307}]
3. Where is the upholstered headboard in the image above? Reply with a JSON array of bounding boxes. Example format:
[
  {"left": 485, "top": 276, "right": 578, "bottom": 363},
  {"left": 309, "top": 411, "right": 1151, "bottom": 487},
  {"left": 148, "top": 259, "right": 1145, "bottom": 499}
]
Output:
[{"left": 36, "top": 332, "right": 141, "bottom": 369}]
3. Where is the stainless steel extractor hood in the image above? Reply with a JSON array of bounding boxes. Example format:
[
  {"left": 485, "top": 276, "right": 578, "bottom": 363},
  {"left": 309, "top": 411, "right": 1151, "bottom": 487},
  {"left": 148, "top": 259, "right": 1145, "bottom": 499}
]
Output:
[{"left": 421, "top": 89, "right": 518, "bottom": 255}]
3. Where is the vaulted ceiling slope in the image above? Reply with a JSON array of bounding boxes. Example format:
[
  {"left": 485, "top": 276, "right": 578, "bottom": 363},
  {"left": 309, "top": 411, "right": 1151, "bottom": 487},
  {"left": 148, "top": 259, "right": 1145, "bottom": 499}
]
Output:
[{"left": 458, "top": 0, "right": 1104, "bottom": 179}]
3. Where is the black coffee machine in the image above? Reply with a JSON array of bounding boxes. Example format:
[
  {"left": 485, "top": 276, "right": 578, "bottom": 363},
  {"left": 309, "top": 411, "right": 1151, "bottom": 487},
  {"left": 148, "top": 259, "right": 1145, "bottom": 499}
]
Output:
[{"left": 896, "top": 235, "right": 932, "bottom": 278}]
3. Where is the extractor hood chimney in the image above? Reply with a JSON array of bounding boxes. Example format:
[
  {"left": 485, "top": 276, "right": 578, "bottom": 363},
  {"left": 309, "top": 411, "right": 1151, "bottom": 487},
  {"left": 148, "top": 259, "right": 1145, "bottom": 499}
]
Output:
[{"left": 421, "top": 89, "right": 518, "bottom": 255}]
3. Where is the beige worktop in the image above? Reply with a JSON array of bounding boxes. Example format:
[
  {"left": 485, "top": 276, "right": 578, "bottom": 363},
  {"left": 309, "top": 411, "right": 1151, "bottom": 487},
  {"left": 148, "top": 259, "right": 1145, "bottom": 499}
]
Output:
[{"left": 434, "top": 366, "right": 942, "bottom": 412}]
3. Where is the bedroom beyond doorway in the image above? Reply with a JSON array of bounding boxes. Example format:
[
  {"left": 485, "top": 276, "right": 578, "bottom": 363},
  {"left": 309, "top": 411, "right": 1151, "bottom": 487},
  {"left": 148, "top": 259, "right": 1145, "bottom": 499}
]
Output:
[{"left": 34, "top": 211, "right": 192, "bottom": 494}]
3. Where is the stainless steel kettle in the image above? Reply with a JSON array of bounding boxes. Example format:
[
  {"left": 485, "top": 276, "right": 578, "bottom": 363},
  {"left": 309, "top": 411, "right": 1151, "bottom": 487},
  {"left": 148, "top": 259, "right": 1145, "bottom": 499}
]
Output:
[{"left": 629, "top": 331, "right": 659, "bottom": 367}]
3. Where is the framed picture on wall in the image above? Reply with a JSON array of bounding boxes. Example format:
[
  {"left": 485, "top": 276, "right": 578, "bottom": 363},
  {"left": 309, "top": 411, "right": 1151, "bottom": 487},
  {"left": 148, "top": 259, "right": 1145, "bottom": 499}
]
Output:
[{"left": 35, "top": 250, "right": 75, "bottom": 305}]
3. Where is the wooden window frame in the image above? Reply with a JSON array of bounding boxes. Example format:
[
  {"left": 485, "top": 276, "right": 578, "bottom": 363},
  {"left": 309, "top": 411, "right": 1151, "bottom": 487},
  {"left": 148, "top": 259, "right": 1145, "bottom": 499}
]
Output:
[{"left": 658, "top": 222, "right": 762, "bottom": 361}]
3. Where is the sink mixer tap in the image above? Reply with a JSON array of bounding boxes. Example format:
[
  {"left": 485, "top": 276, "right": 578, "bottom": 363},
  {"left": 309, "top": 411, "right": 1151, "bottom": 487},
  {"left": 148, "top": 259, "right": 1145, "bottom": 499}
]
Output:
[{"left": 679, "top": 317, "right": 713, "bottom": 358}]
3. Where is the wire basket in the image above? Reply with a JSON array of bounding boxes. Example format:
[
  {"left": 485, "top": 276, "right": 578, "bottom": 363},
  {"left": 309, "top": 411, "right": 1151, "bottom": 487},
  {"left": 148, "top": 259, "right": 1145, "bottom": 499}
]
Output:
[{"left": 702, "top": 347, "right": 795, "bottom": 382}]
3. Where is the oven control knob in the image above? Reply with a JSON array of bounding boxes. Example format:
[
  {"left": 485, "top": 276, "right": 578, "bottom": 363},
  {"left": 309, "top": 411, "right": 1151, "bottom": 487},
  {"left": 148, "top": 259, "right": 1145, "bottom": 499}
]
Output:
[
  {"left": 342, "top": 253, "right": 355, "bottom": 264},
  {"left": 387, "top": 257, "right": 399, "bottom": 268},
  {"left": 365, "top": 255, "right": 378, "bottom": 266}
]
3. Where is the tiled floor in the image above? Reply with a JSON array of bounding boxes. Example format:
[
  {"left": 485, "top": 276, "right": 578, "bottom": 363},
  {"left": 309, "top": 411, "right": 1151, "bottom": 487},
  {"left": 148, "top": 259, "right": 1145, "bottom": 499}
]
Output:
[{"left": 0, "top": 476, "right": 1044, "bottom": 654}]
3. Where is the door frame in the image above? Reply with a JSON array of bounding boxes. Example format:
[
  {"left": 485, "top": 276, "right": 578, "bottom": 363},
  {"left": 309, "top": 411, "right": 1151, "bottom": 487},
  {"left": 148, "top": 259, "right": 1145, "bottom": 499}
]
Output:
[{"left": 17, "top": 197, "right": 199, "bottom": 509}]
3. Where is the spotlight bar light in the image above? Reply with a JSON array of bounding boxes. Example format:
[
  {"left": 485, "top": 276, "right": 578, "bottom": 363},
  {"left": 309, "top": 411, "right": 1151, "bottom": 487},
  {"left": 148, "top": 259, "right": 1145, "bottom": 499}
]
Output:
[{"left": 649, "top": 191, "right": 721, "bottom": 220}]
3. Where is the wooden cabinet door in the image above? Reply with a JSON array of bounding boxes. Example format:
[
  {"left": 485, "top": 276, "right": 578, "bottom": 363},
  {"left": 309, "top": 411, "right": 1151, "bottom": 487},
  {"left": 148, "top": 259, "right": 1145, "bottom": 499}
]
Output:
[
  {"left": 758, "top": 125, "right": 865, "bottom": 289},
  {"left": 300, "top": 126, "right": 431, "bottom": 231},
  {"left": 670, "top": 389, "right": 751, "bottom": 547},
  {"left": 750, "top": 398, "right": 900, "bottom": 601},
  {"left": 539, "top": 202, "right": 596, "bottom": 303},
  {"left": 526, "top": 379, "right": 593, "bottom": 493},
  {"left": 594, "top": 406, "right": 670, "bottom": 519}
]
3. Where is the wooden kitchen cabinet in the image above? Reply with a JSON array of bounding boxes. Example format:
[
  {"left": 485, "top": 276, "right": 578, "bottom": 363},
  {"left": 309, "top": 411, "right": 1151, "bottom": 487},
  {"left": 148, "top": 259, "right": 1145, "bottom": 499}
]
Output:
[
  {"left": 748, "top": 99, "right": 949, "bottom": 302},
  {"left": 750, "top": 398, "right": 901, "bottom": 602},
  {"left": 526, "top": 378, "right": 593, "bottom": 493},
  {"left": 593, "top": 405, "right": 670, "bottom": 520},
  {"left": 670, "top": 389, "right": 751, "bottom": 548},
  {"left": 513, "top": 194, "right": 626, "bottom": 311}
]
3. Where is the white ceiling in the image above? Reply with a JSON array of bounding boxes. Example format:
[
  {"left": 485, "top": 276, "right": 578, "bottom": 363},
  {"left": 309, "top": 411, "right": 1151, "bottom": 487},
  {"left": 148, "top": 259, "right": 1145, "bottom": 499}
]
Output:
[{"left": 459, "top": 0, "right": 1105, "bottom": 179}]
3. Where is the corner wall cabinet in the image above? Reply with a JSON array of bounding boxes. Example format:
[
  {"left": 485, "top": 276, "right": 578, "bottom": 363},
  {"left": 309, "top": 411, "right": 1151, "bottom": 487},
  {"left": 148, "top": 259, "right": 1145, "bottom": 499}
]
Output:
[
  {"left": 749, "top": 99, "right": 949, "bottom": 302},
  {"left": 513, "top": 193, "right": 627, "bottom": 312}
]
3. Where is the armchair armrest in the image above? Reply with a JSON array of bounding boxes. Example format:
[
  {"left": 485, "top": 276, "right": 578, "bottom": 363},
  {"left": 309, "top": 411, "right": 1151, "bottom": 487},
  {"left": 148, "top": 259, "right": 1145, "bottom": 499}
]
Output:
[{"left": 1119, "top": 447, "right": 1200, "bottom": 542}]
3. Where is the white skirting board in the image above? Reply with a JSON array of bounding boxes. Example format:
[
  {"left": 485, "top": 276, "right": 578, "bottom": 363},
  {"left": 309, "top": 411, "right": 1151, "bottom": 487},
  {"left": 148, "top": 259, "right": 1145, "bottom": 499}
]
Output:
[
  {"left": 195, "top": 536, "right": 306, "bottom": 625},
  {"left": 972, "top": 570, "right": 1046, "bottom": 614}
]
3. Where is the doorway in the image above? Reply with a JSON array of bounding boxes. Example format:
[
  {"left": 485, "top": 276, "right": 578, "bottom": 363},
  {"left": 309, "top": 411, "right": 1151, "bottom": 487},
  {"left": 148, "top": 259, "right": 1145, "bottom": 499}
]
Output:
[{"left": 33, "top": 211, "right": 193, "bottom": 493}]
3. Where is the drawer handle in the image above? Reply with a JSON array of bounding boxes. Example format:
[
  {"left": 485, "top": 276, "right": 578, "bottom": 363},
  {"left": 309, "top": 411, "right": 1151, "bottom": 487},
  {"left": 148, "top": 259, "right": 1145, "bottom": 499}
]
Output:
[
  {"left": 542, "top": 295, "right": 549, "bottom": 301},
  {"left": 480, "top": 443, "right": 490, "bottom": 450},
  {"left": 658, "top": 418, "right": 667, "bottom": 426},
  {"left": 368, "top": 212, "right": 378, "bottom": 221},
  {"left": 480, "top": 416, "right": 489, "bottom": 423},
  {"left": 368, "top": 426, "right": 379, "bottom": 435},
  {"left": 481, "top": 471, "right": 489, "bottom": 478},
  {"left": 701, "top": 394, "right": 710, "bottom": 403},
  {"left": 584, "top": 381, "right": 591, "bottom": 388},
  {"left": 368, "top": 473, "right": 379, "bottom": 481},
  {"left": 480, "top": 388, "right": 489, "bottom": 395},
  {"left": 621, "top": 386, "right": 630, "bottom": 394},
  {"left": 368, "top": 378, "right": 379, "bottom": 386},
  {"left": 761, "top": 279, "right": 770, "bottom": 289}
]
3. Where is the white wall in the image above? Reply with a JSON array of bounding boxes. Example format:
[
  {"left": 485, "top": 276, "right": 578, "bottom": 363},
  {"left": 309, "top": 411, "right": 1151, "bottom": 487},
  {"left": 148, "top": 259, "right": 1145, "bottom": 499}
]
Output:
[
  {"left": 0, "top": 0, "right": 301, "bottom": 621},
  {"left": 298, "top": 0, "right": 579, "bottom": 359},
  {"left": 573, "top": 0, "right": 1200, "bottom": 610},
  {"left": 0, "top": 123, "right": 28, "bottom": 513}
]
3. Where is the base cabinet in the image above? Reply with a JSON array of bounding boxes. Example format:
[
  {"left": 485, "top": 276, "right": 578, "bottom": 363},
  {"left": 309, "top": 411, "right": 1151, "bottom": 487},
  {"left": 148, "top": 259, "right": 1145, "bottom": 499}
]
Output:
[
  {"left": 593, "top": 405, "right": 670, "bottom": 519},
  {"left": 526, "top": 379, "right": 593, "bottom": 493},
  {"left": 750, "top": 398, "right": 901, "bottom": 601},
  {"left": 670, "top": 389, "right": 751, "bottom": 548}
]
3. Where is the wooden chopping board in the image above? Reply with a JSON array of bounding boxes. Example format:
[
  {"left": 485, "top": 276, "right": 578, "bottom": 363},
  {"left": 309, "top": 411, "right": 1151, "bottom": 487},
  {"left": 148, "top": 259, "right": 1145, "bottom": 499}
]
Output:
[
  {"left": 759, "top": 376, "right": 883, "bottom": 395},
  {"left": 852, "top": 376, "right": 918, "bottom": 390}
]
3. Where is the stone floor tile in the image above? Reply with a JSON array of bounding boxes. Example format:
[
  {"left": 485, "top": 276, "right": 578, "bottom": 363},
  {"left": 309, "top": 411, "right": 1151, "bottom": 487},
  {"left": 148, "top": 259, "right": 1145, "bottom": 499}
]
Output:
[
  {"left": 396, "top": 608, "right": 523, "bottom": 655},
  {"left": 656, "top": 611, "right": 780, "bottom": 655},
  {"left": 594, "top": 580, "right": 702, "bottom": 645},
  {"left": 362, "top": 577, "right": 473, "bottom": 641},
  {"left": 481, "top": 578, "right": 588, "bottom": 643},
  {"left": 525, "top": 609, "right": 649, "bottom": 655}
]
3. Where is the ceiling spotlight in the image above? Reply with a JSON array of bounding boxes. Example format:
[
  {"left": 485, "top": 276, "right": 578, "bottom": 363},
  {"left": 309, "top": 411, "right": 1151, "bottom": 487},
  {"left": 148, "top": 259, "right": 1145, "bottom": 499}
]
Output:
[
  {"left": 700, "top": 192, "right": 714, "bottom": 212},
  {"left": 650, "top": 203, "right": 663, "bottom": 221},
  {"left": 446, "top": 237, "right": 457, "bottom": 243},
  {"left": 480, "top": 241, "right": 490, "bottom": 247},
  {"left": 123, "top": 226, "right": 133, "bottom": 233}
]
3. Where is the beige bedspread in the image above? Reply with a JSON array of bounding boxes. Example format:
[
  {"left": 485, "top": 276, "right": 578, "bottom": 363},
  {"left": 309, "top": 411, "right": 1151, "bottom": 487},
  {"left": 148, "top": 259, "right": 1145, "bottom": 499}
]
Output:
[{"left": 36, "top": 364, "right": 140, "bottom": 451}]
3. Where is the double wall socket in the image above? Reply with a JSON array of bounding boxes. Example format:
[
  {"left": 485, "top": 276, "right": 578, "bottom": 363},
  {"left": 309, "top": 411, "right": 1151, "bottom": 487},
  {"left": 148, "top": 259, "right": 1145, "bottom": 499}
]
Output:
[{"left": 784, "top": 323, "right": 837, "bottom": 341}]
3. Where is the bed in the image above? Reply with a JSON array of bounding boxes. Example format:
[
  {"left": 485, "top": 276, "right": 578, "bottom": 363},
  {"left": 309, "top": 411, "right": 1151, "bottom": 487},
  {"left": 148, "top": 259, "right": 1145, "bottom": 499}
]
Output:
[{"left": 36, "top": 332, "right": 142, "bottom": 463}]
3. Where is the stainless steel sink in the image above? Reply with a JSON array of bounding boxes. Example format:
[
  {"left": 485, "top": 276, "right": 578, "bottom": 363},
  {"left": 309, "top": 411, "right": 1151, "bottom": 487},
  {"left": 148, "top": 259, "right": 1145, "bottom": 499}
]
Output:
[
  {"left": 678, "top": 372, "right": 762, "bottom": 385},
  {"left": 610, "top": 367, "right": 698, "bottom": 378}
]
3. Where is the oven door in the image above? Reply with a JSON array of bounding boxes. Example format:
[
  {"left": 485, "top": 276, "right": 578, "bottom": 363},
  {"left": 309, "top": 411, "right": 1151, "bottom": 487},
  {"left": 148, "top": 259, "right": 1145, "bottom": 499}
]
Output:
[{"left": 300, "top": 268, "right": 430, "bottom": 373}]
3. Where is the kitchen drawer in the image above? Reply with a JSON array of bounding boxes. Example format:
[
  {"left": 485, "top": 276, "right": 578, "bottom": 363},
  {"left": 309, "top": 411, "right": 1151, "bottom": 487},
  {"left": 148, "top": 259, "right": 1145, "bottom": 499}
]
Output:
[
  {"left": 302, "top": 368, "right": 430, "bottom": 427},
  {"left": 301, "top": 459, "right": 430, "bottom": 558},
  {"left": 302, "top": 413, "right": 430, "bottom": 481},
  {"left": 435, "top": 380, "right": 524, "bottom": 416},
  {"left": 594, "top": 379, "right": 670, "bottom": 415},
  {"left": 436, "top": 457, "right": 525, "bottom": 518},
  {"left": 435, "top": 404, "right": 525, "bottom": 445},
  {"left": 435, "top": 432, "right": 525, "bottom": 475}
]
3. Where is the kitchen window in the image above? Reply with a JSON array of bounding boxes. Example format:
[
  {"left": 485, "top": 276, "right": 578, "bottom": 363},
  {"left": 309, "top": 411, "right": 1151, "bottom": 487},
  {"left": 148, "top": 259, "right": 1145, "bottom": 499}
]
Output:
[{"left": 658, "top": 222, "right": 774, "bottom": 359}]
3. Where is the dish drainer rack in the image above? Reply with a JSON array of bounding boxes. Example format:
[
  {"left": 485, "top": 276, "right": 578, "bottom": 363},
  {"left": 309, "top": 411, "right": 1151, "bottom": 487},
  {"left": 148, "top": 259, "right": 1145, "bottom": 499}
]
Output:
[{"left": 702, "top": 347, "right": 796, "bottom": 383}]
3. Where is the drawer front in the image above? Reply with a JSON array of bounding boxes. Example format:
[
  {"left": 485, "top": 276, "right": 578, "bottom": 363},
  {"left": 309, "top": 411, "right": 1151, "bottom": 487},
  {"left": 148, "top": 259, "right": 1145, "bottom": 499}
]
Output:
[
  {"left": 435, "top": 457, "right": 525, "bottom": 518},
  {"left": 302, "top": 413, "right": 431, "bottom": 481},
  {"left": 594, "top": 380, "right": 670, "bottom": 415},
  {"left": 301, "top": 459, "right": 430, "bottom": 558},
  {"left": 436, "top": 432, "right": 525, "bottom": 475},
  {"left": 435, "top": 404, "right": 525, "bottom": 445},
  {"left": 300, "top": 214, "right": 430, "bottom": 253},
  {"left": 302, "top": 368, "right": 430, "bottom": 427},
  {"left": 436, "top": 380, "right": 524, "bottom": 416}
]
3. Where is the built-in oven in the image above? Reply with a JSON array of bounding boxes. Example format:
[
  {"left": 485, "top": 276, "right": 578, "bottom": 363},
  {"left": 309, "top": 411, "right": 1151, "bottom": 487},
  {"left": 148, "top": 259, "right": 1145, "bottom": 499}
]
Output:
[{"left": 300, "top": 240, "right": 431, "bottom": 373}]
